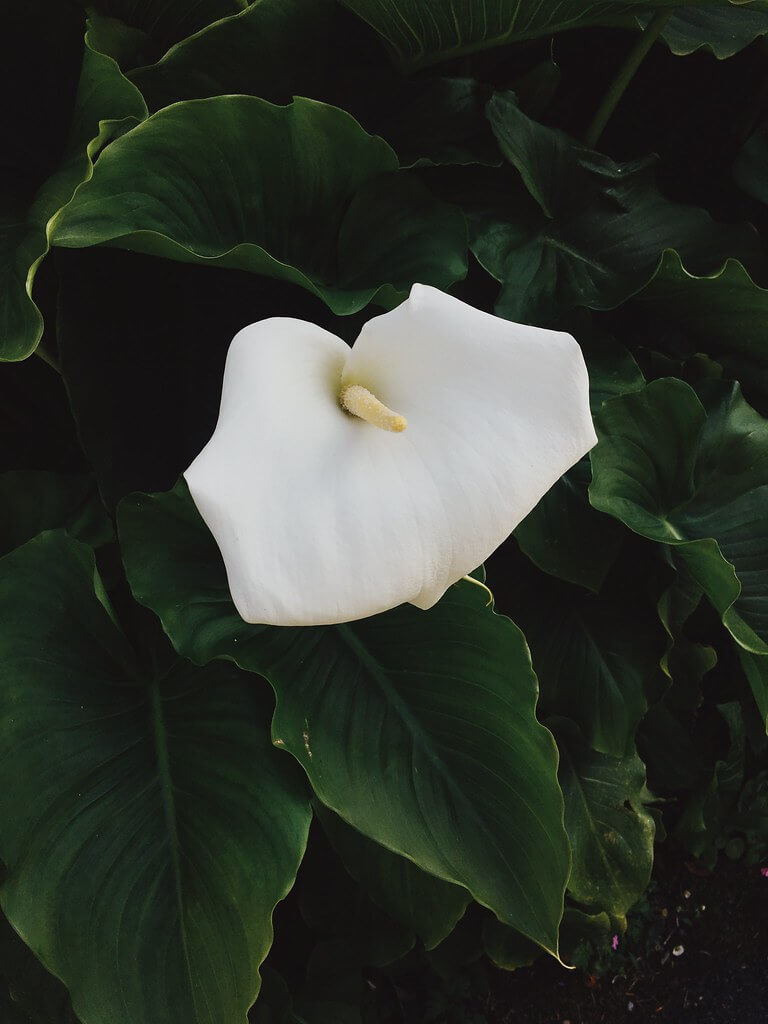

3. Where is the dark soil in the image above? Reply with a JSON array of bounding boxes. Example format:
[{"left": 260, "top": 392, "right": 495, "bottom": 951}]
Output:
[{"left": 482, "top": 857, "right": 768, "bottom": 1024}]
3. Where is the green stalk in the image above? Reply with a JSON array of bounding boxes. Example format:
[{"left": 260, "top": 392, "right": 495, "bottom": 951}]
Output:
[
  {"left": 583, "top": 10, "right": 674, "bottom": 150},
  {"left": 33, "top": 343, "right": 62, "bottom": 375}
]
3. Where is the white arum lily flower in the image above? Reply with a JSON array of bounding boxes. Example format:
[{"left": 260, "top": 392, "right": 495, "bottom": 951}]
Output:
[{"left": 185, "top": 285, "right": 597, "bottom": 626}]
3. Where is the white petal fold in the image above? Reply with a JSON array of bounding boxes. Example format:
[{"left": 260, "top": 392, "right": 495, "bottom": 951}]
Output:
[{"left": 185, "top": 285, "right": 597, "bottom": 625}]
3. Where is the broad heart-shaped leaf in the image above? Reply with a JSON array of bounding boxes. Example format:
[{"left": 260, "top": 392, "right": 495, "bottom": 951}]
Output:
[
  {"left": 640, "top": 3, "right": 768, "bottom": 58},
  {"left": 314, "top": 804, "right": 470, "bottom": 951},
  {"left": 468, "top": 93, "right": 757, "bottom": 326},
  {"left": 0, "top": 531, "right": 311, "bottom": 1024},
  {"left": 50, "top": 96, "right": 467, "bottom": 315},
  {"left": 338, "top": 0, "right": 703, "bottom": 70},
  {"left": 590, "top": 378, "right": 768, "bottom": 654},
  {"left": 549, "top": 718, "right": 655, "bottom": 918},
  {"left": 627, "top": 252, "right": 768, "bottom": 400},
  {"left": 1, "top": 38, "right": 146, "bottom": 361},
  {"left": 117, "top": 480, "right": 571, "bottom": 956},
  {"left": 129, "top": 0, "right": 332, "bottom": 113}
]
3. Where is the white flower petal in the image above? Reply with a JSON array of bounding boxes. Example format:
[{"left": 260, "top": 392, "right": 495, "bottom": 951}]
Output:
[{"left": 185, "top": 286, "right": 597, "bottom": 625}]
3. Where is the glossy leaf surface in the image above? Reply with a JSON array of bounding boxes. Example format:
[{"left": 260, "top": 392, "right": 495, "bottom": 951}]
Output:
[
  {"left": 118, "top": 481, "right": 571, "bottom": 954},
  {"left": 590, "top": 379, "right": 768, "bottom": 653},
  {"left": 51, "top": 96, "right": 467, "bottom": 313},
  {"left": 0, "top": 532, "right": 311, "bottom": 1024}
]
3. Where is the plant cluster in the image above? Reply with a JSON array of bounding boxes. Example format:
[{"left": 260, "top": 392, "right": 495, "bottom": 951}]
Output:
[{"left": 1, "top": 1, "right": 768, "bottom": 1022}]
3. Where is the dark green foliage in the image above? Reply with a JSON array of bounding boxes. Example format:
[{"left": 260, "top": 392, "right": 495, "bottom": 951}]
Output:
[{"left": 1, "top": 4, "right": 767, "bottom": 1022}]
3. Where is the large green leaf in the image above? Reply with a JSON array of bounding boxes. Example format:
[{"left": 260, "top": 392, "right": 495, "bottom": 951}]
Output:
[
  {"left": 1, "top": 38, "right": 146, "bottom": 361},
  {"left": 469, "top": 93, "right": 757, "bottom": 325},
  {"left": 129, "top": 0, "right": 332, "bottom": 112},
  {"left": 50, "top": 96, "right": 467, "bottom": 314},
  {"left": 627, "top": 251, "right": 768, "bottom": 389},
  {"left": 550, "top": 718, "right": 655, "bottom": 918},
  {"left": 338, "top": 0, "right": 705, "bottom": 70},
  {"left": 590, "top": 378, "right": 768, "bottom": 654},
  {"left": 117, "top": 480, "right": 571, "bottom": 955},
  {"left": 315, "top": 804, "right": 470, "bottom": 950},
  {"left": 0, "top": 531, "right": 311, "bottom": 1024},
  {"left": 642, "top": 3, "right": 768, "bottom": 58}
]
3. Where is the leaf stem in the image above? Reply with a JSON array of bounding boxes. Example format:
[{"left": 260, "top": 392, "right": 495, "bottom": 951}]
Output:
[
  {"left": 583, "top": 10, "right": 674, "bottom": 150},
  {"left": 33, "top": 343, "right": 62, "bottom": 376}
]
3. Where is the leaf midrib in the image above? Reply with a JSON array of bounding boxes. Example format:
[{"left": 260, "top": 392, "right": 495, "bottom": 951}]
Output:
[{"left": 148, "top": 680, "right": 197, "bottom": 1016}]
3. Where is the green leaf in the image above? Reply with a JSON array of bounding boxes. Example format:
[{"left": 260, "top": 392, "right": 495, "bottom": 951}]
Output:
[
  {"left": 117, "top": 480, "right": 571, "bottom": 956},
  {"left": 502, "top": 558, "right": 662, "bottom": 758},
  {"left": 338, "top": 0, "right": 701, "bottom": 71},
  {"left": 481, "top": 919, "right": 541, "bottom": 971},
  {"left": 341, "top": 75, "right": 499, "bottom": 168},
  {"left": 550, "top": 718, "right": 655, "bottom": 917},
  {"left": 469, "top": 93, "right": 757, "bottom": 325},
  {"left": 641, "top": 3, "right": 768, "bottom": 58},
  {"left": 590, "top": 378, "right": 768, "bottom": 653},
  {"left": 627, "top": 251, "right": 768, "bottom": 405},
  {"left": 657, "top": 565, "right": 717, "bottom": 715},
  {"left": 0, "top": 470, "right": 112, "bottom": 556},
  {"left": 583, "top": 336, "right": 646, "bottom": 412},
  {"left": 50, "top": 96, "right": 467, "bottom": 314},
  {"left": 129, "top": 0, "right": 332, "bottom": 112},
  {"left": 674, "top": 702, "right": 746, "bottom": 866},
  {"left": 297, "top": 818, "right": 414, "bottom": 968},
  {"left": 0, "top": 531, "right": 311, "bottom": 1024},
  {"left": 1, "top": 38, "right": 146, "bottom": 361},
  {"left": 87, "top": 0, "right": 243, "bottom": 67},
  {"left": 315, "top": 804, "right": 470, "bottom": 951},
  {"left": 514, "top": 458, "right": 624, "bottom": 593}
]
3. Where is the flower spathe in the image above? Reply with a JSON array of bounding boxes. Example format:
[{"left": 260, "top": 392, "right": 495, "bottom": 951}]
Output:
[{"left": 184, "top": 285, "right": 597, "bottom": 626}]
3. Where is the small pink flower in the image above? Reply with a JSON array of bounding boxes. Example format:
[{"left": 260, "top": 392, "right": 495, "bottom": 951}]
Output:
[
  {"left": 612, "top": 934, "right": 619, "bottom": 951},
  {"left": 760, "top": 867, "right": 768, "bottom": 878}
]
